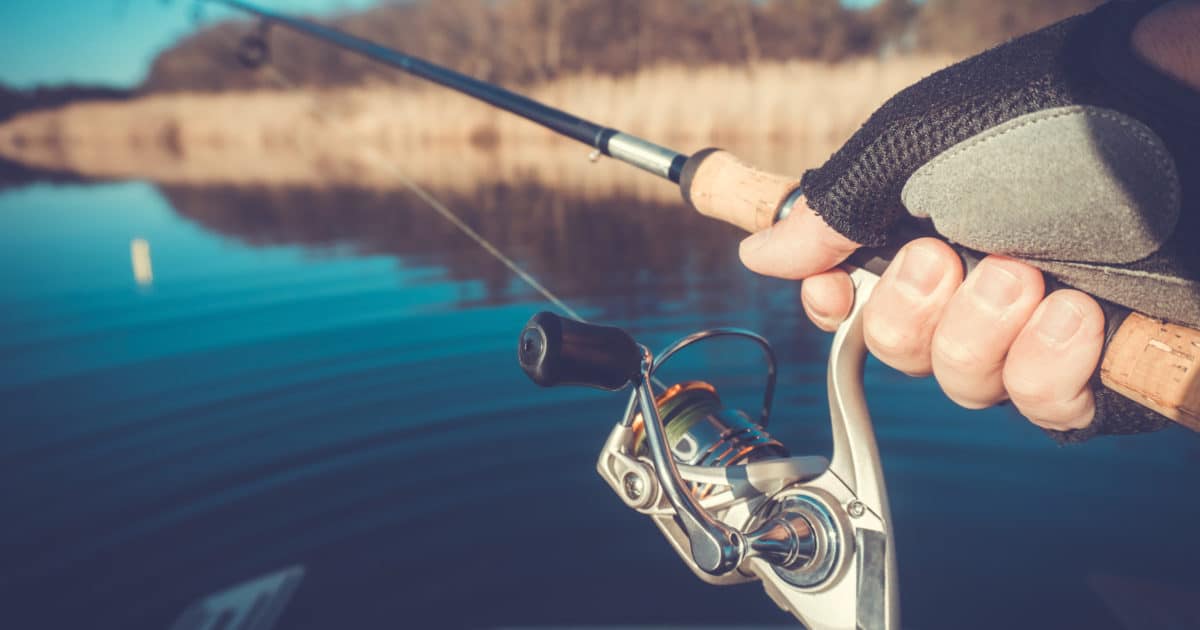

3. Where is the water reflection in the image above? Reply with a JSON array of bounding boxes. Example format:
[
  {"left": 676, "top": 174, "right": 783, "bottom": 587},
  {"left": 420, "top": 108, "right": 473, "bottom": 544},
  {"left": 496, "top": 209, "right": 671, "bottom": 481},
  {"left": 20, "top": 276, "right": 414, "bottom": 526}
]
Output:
[
  {"left": 1, "top": 175, "right": 1199, "bottom": 630},
  {"left": 131, "top": 238, "right": 153, "bottom": 287},
  {"left": 158, "top": 180, "right": 788, "bottom": 326},
  {"left": 0, "top": 155, "right": 87, "bottom": 193}
]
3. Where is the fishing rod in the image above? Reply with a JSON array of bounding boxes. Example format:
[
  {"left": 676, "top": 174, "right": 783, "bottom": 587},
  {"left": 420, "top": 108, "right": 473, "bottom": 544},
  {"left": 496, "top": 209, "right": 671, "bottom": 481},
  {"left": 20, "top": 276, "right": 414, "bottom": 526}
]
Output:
[
  {"left": 212, "top": 0, "right": 685, "bottom": 182},
  {"left": 198, "top": 2, "right": 1198, "bottom": 629},
  {"left": 205, "top": 0, "right": 820, "bottom": 237}
]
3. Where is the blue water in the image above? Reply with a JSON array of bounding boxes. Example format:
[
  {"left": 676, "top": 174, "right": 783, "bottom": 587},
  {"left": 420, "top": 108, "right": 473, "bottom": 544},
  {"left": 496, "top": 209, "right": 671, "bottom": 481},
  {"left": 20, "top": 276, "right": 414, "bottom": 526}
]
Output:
[{"left": 1, "top": 181, "right": 1197, "bottom": 629}]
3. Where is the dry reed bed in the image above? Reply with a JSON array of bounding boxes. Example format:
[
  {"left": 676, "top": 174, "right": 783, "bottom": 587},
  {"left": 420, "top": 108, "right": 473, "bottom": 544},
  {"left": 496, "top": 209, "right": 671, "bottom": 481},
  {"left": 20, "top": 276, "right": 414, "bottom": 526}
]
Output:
[{"left": 0, "top": 57, "right": 953, "bottom": 194}]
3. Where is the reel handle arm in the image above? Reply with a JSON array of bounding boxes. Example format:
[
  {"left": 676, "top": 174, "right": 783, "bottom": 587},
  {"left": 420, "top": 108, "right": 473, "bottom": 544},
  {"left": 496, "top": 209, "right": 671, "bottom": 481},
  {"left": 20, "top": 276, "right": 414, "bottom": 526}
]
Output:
[
  {"left": 631, "top": 378, "right": 744, "bottom": 576},
  {"left": 677, "top": 147, "right": 1200, "bottom": 430}
]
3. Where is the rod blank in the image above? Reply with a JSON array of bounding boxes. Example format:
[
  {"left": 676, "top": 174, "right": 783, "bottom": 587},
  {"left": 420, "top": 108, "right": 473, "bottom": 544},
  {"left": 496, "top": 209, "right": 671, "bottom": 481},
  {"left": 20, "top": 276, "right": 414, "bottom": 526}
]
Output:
[{"left": 206, "top": 0, "right": 687, "bottom": 181}]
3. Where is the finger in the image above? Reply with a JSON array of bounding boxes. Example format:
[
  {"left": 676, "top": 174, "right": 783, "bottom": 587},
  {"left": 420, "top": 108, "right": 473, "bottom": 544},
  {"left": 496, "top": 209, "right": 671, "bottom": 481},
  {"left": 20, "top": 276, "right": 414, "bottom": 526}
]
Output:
[
  {"left": 863, "top": 238, "right": 963, "bottom": 376},
  {"left": 1003, "top": 290, "right": 1105, "bottom": 430},
  {"left": 739, "top": 201, "right": 859, "bottom": 280},
  {"left": 930, "top": 256, "right": 1045, "bottom": 409},
  {"left": 801, "top": 268, "right": 854, "bottom": 331}
]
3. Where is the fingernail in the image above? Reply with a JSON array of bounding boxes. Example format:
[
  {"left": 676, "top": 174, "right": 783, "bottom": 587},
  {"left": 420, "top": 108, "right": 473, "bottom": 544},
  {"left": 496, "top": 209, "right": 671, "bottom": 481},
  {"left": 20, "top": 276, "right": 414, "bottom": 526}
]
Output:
[
  {"left": 973, "top": 263, "right": 1022, "bottom": 311},
  {"left": 802, "top": 293, "right": 842, "bottom": 330},
  {"left": 1037, "top": 299, "right": 1083, "bottom": 345},
  {"left": 801, "top": 292, "right": 831, "bottom": 319},
  {"left": 895, "top": 244, "right": 945, "bottom": 297}
]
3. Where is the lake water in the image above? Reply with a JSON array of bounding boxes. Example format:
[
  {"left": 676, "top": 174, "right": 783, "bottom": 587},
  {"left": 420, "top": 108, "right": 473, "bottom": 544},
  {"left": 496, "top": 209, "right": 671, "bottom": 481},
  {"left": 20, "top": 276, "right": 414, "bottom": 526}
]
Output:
[{"left": 1, "top": 178, "right": 1197, "bottom": 629}]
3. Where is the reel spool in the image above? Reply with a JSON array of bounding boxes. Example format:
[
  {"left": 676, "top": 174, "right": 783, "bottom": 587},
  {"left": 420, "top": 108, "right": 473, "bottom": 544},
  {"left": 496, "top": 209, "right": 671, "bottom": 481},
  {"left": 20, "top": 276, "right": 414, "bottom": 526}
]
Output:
[
  {"left": 632, "top": 382, "right": 787, "bottom": 497},
  {"left": 638, "top": 382, "right": 787, "bottom": 468}
]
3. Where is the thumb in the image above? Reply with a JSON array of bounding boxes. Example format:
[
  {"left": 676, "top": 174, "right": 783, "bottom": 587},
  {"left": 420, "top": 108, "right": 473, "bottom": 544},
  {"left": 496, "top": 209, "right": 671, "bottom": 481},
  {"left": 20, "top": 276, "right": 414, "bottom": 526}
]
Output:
[{"left": 738, "top": 201, "right": 861, "bottom": 280}]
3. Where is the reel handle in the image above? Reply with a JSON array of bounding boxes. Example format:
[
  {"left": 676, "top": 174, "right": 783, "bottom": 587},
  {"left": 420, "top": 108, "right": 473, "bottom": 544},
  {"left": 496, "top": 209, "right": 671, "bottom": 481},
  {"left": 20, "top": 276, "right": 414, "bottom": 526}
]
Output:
[{"left": 518, "top": 312, "right": 642, "bottom": 391}]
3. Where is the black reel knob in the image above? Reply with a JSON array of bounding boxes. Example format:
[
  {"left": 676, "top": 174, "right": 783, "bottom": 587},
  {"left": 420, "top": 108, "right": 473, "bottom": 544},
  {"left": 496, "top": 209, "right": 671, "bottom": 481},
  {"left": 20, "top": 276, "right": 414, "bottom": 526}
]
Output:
[{"left": 518, "top": 312, "right": 642, "bottom": 391}]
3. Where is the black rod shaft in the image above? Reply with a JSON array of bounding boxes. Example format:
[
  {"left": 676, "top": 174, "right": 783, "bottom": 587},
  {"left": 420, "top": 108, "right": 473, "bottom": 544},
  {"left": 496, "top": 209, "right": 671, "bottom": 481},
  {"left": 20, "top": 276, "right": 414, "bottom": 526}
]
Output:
[{"left": 207, "top": 0, "right": 687, "bottom": 180}]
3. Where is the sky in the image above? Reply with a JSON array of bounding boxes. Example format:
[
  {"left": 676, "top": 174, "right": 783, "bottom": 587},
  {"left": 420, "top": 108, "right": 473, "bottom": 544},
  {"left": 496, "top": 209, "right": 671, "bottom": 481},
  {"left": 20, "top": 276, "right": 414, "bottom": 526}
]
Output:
[
  {"left": 0, "top": 0, "right": 382, "bottom": 89},
  {"left": 0, "top": 0, "right": 881, "bottom": 89}
]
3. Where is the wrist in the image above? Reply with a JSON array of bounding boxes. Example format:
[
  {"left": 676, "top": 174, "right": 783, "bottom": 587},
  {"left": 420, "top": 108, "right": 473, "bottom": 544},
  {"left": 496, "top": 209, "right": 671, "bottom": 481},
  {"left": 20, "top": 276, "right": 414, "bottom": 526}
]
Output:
[{"left": 1131, "top": 1, "right": 1200, "bottom": 91}]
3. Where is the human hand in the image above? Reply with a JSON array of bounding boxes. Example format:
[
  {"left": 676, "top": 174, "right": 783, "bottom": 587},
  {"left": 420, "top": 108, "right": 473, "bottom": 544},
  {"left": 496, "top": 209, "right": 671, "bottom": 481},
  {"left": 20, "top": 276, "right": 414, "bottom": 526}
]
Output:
[
  {"left": 739, "top": 205, "right": 1105, "bottom": 431},
  {"left": 721, "top": 1, "right": 1195, "bottom": 440}
]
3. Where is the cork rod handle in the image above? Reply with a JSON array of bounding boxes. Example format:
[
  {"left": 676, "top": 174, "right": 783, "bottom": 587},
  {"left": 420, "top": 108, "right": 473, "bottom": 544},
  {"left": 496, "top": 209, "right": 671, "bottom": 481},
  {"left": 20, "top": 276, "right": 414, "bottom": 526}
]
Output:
[
  {"left": 678, "top": 147, "right": 1200, "bottom": 431},
  {"left": 680, "top": 148, "right": 801, "bottom": 233},
  {"left": 1101, "top": 315, "right": 1200, "bottom": 430}
]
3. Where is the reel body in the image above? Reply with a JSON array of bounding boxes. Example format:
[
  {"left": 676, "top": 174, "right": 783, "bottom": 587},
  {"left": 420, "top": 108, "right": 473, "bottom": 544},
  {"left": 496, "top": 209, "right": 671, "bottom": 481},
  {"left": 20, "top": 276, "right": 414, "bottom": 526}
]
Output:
[{"left": 519, "top": 269, "right": 896, "bottom": 630}]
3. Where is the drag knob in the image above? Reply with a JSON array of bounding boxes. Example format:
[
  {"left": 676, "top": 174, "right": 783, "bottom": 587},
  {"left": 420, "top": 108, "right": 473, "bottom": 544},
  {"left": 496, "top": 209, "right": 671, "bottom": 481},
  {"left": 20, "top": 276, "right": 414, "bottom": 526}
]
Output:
[{"left": 518, "top": 312, "right": 642, "bottom": 390}]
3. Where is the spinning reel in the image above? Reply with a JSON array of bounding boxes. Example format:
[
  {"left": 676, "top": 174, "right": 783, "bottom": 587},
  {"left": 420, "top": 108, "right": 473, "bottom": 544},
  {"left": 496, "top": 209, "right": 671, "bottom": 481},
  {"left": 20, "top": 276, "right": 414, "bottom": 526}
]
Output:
[{"left": 518, "top": 270, "right": 897, "bottom": 630}]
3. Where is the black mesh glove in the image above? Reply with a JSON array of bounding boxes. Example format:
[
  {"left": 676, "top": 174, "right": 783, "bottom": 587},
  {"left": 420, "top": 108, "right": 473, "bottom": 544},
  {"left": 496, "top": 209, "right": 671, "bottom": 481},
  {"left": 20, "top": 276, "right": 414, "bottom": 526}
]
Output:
[{"left": 800, "top": 0, "right": 1199, "bottom": 440}]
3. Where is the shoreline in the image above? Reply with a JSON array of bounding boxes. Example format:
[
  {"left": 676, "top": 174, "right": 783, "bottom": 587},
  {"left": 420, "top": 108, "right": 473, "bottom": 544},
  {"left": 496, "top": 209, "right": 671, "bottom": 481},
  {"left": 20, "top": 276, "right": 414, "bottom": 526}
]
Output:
[{"left": 0, "top": 57, "right": 953, "bottom": 189}]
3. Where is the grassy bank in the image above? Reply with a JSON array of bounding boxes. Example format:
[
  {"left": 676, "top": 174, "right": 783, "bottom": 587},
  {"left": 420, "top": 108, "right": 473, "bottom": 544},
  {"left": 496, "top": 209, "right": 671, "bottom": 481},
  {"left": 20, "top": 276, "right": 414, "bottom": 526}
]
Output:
[{"left": 0, "top": 57, "right": 953, "bottom": 190}]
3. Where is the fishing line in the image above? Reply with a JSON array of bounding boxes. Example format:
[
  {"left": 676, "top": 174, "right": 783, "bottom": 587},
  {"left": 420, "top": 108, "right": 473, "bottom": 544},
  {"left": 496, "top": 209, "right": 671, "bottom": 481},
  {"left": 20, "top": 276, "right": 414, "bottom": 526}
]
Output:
[
  {"left": 237, "top": 23, "right": 672, "bottom": 390},
  {"left": 223, "top": 18, "right": 585, "bottom": 322},
  {"left": 371, "top": 162, "right": 585, "bottom": 322}
]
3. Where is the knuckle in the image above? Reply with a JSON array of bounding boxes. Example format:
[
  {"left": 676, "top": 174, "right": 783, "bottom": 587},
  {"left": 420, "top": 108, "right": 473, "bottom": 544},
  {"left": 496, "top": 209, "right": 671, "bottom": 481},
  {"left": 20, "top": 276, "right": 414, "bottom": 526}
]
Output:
[
  {"left": 909, "top": 237, "right": 956, "bottom": 259},
  {"left": 980, "top": 254, "right": 1045, "bottom": 284},
  {"left": 865, "top": 318, "right": 921, "bottom": 357},
  {"left": 1025, "top": 415, "right": 1072, "bottom": 431},
  {"left": 1003, "top": 371, "right": 1059, "bottom": 407},
  {"left": 863, "top": 299, "right": 934, "bottom": 363},
  {"left": 931, "top": 335, "right": 988, "bottom": 375},
  {"left": 804, "top": 308, "right": 842, "bottom": 332},
  {"left": 1029, "top": 389, "right": 1095, "bottom": 430},
  {"left": 934, "top": 356, "right": 1005, "bottom": 410},
  {"left": 802, "top": 277, "right": 851, "bottom": 318},
  {"left": 945, "top": 392, "right": 999, "bottom": 411},
  {"left": 865, "top": 324, "right": 931, "bottom": 376},
  {"left": 1022, "top": 399, "right": 1094, "bottom": 431}
]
